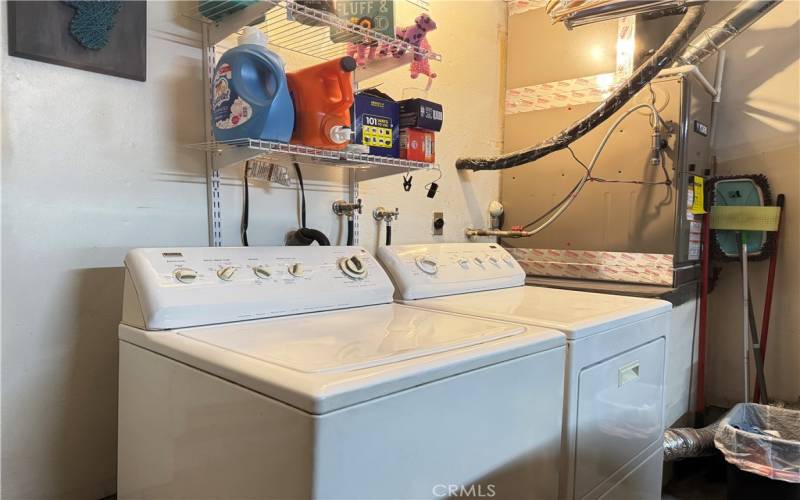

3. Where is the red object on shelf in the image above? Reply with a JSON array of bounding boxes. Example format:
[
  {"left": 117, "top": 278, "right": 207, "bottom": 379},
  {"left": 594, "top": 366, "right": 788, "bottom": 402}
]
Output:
[
  {"left": 754, "top": 194, "right": 785, "bottom": 402},
  {"left": 399, "top": 128, "right": 435, "bottom": 163}
]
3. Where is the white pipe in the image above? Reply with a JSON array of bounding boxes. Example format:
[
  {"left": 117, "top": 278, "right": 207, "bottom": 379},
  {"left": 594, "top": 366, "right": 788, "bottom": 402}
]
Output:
[
  {"left": 659, "top": 65, "right": 718, "bottom": 97},
  {"left": 712, "top": 50, "right": 726, "bottom": 103},
  {"left": 709, "top": 50, "right": 726, "bottom": 150}
]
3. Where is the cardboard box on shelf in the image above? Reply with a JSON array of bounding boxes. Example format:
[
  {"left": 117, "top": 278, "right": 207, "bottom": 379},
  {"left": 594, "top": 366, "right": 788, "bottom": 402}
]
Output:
[
  {"left": 399, "top": 98, "right": 443, "bottom": 132},
  {"left": 352, "top": 89, "right": 400, "bottom": 158},
  {"left": 400, "top": 128, "right": 435, "bottom": 163}
]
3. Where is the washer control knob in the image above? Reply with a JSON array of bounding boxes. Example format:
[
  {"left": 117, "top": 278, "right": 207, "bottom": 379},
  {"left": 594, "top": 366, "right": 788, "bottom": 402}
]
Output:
[
  {"left": 415, "top": 256, "right": 439, "bottom": 275},
  {"left": 503, "top": 255, "right": 515, "bottom": 265},
  {"left": 340, "top": 255, "right": 368, "bottom": 279},
  {"left": 252, "top": 265, "right": 271, "bottom": 279},
  {"left": 174, "top": 268, "right": 198, "bottom": 284},
  {"left": 288, "top": 262, "right": 304, "bottom": 277},
  {"left": 473, "top": 257, "right": 484, "bottom": 265},
  {"left": 217, "top": 266, "right": 237, "bottom": 281},
  {"left": 489, "top": 256, "right": 500, "bottom": 266},
  {"left": 458, "top": 258, "right": 469, "bottom": 268}
]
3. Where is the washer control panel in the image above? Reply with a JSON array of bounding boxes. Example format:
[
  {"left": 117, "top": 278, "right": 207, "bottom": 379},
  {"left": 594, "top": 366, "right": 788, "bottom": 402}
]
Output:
[
  {"left": 123, "top": 246, "right": 394, "bottom": 330},
  {"left": 377, "top": 243, "right": 525, "bottom": 300}
]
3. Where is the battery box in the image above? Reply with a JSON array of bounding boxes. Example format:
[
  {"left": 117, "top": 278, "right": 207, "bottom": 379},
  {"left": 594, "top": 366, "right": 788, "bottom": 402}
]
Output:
[{"left": 352, "top": 90, "right": 400, "bottom": 158}]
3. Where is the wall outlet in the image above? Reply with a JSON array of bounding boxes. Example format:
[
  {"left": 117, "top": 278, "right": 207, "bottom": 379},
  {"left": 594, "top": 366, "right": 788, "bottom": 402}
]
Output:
[{"left": 432, "top": 211, "right": 444, "bottom": 236}]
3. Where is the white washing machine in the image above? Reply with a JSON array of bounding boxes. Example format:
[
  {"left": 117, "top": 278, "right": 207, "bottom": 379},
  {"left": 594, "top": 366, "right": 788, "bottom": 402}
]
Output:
[
  {"left": 378, "top": 243, "right": 672, "bottom": 500},
  {"left": 118, "top": 246, "right": 566, "bottom": 499}
]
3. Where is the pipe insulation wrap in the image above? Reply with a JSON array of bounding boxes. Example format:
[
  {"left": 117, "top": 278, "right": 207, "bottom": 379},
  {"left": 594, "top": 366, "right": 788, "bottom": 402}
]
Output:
[
  {"left": 663, "top": 422, "right": 721, "bottom": 462},
  {"left": 455, "top": 5, "right": 706, "bottom": 172},
  {"left": 675, "top": 0, "right": 782, "bottom": 66}
]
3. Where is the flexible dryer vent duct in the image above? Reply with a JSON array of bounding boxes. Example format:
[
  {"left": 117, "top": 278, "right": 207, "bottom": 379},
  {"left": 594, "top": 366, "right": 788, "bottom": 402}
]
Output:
[
  {"left": 663, "top": 422, "right": 721, "bottom": 462},
  {"left": 676, "top": 0, "right": 781, "bottom": 66},
  {"left": 455, "top": 4, "right": 705, "bottom": 172}
]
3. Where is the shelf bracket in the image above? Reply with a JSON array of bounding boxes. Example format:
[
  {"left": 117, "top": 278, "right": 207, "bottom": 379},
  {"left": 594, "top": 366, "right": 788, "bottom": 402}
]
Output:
[{"left": 202, "top": 24, "right": 224, "bottom": 247}]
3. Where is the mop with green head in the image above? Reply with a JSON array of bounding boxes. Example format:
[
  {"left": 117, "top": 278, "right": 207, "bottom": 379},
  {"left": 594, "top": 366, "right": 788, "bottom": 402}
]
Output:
[{"left": 709, "top": 175, "right": 781, "bottom": 405}]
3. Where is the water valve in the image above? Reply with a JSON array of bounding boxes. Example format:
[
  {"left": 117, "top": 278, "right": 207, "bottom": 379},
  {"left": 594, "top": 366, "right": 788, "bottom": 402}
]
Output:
[
  {"left": 332, "top": 199, "right": 363, "bottom": 217},
  {"left": 373, "top": 206, "right": 399, "bottom": 222}
]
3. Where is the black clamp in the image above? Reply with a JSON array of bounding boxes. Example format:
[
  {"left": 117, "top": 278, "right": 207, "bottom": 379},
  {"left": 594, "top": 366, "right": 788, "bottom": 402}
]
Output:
[{"left": 403, "top": 174, "right": 413, "bottom": 192}]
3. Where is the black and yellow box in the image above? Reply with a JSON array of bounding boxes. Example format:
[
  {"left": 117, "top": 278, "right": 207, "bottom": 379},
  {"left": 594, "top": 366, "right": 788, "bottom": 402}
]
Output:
[{"left": 352, "top": 89, "right": 399, "bottom": 158}]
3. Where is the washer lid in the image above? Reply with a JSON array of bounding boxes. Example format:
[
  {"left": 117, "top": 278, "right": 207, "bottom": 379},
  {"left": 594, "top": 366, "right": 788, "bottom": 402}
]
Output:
[
  {"left": 402, "top": 287, "right": 671, "bottom": 340},
  {"left": 119, "top": 304, "right": 565, "bottom": 414},
  {"left": 178, "top": 304, "right": 528, "bottom": 373}
]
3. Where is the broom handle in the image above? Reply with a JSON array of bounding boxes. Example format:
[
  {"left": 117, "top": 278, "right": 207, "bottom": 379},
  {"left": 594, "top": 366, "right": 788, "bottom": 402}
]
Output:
[
  {"left": 754, "top": 194, "right": 784, "bottom": 402},
  {"left": 740, "top": 232, "right": 750, "bottom": 403}
]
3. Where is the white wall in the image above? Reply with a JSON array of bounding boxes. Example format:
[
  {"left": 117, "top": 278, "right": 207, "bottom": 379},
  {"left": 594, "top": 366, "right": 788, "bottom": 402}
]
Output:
[
  {"left": 704, "top": 0, "right": 800, "bottom": 407},
  {"left": 0, "top": 1, "right": 505, "bottom": 498}
]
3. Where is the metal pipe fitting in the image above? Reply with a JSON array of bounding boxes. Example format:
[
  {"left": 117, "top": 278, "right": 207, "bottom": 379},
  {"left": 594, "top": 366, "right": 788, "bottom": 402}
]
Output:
[
  {"left": 332, "top": 199, "right": 363, "bottom": 217},
  {"left": 373, "top": 206, "right": 399, "bottom": 222}
]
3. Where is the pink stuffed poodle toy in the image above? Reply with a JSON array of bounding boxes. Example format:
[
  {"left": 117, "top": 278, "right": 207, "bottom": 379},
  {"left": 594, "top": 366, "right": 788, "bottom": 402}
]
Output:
[{"left": 379, "top": 13, "right": 437, "bottom": 60}]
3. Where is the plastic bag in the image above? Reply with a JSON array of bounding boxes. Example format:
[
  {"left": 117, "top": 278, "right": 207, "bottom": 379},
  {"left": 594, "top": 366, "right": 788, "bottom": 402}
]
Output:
[{"left": 715, "top": 403, "right": 800, "bottom": 483}]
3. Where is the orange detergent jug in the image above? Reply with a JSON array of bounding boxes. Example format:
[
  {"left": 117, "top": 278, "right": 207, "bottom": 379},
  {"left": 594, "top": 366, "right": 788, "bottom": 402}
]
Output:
[{"left": 287, "top": 56, "right": 357, "bottom": 150}]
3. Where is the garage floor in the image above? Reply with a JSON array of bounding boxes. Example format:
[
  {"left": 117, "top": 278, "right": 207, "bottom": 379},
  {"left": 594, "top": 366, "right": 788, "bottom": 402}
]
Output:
[{"left": 663, "top": 456, "right": 727, "bottom": 500}]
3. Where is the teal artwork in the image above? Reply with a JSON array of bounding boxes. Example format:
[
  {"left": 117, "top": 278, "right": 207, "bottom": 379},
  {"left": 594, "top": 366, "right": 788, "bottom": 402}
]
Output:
[
  {"left": 330, "top": 0, "right": 395, "bottom": 44},
  {"left": 64, "top": 0, "right": 122, "bottom": 50}
]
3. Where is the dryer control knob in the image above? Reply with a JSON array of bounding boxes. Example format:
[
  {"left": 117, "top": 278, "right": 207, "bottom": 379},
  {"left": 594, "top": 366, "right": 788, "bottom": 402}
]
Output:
[
  {"left": 217, "top": 266, "right": 237, "bottom": 281},
  {"left": 253, "top": 265, "right": 271, "bottom": 279},
  {"left": 288, "top": 262, "right": 304, "bottom": 277},
  {"left": 174, "top": 268, "right": 198, "bottom": 284},
  {"left": 340, "top": 255, "right": 368, "bottom": 279},
  {"left": 415, "top": 256, "right": 439, "bottom": 275}
]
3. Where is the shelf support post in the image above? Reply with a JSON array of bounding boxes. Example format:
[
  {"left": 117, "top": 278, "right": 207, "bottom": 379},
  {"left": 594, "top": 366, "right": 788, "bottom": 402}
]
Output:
[{"left": 202, "top": 24, "right": 223, "bottom": 247}]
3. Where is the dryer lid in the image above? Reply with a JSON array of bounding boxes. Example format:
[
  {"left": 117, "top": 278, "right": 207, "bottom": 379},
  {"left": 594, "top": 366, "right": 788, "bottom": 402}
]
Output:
[{"left": 404, "top": 287, "right": 671, "bottom": 339}]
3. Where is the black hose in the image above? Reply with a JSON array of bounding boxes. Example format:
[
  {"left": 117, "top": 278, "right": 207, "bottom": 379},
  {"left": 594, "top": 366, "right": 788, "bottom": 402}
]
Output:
[
  {"left": 241, "top": 164, "right": 250, "bottom": 246},
  {"left": 294, "top": 163, "right": 307, "bottom": 228},
  {"left": 346, "top": 218, "right": 354, "bottom": 246},
  {"left": 455, "top": 4, "right": 705, "bottom": 172},
  {"left": 385, "top": 224, "right": 392, "bottom": 246},
  {"left": 287, "top": 228, "right": 331, "bottom": 246},
  {"left": 287, "top": 162, "right": 331, "bottom": 246}
]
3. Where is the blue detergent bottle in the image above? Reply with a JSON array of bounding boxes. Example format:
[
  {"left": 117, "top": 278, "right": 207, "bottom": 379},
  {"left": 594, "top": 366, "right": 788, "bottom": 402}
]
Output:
[{"left": 211, "top": 27, "right": 294, "bottom": 143}]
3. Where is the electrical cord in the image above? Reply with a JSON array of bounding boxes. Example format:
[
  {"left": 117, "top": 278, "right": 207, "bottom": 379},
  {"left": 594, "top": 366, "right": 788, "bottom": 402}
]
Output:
[
  {"left": 425, "top": 167, "right": 443, "bottom": 190},
  {"left": 241, "top": 163, "right": 250, "bottom": 246},
  {"left": 518, "top": 103, "right": 664, "bottom": 235},
  {"left": 294, "top": 163, "right": 307, "bottom": 228},
  {"left": 456, "top": 4, "right": 704, "bottom": 171}
]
